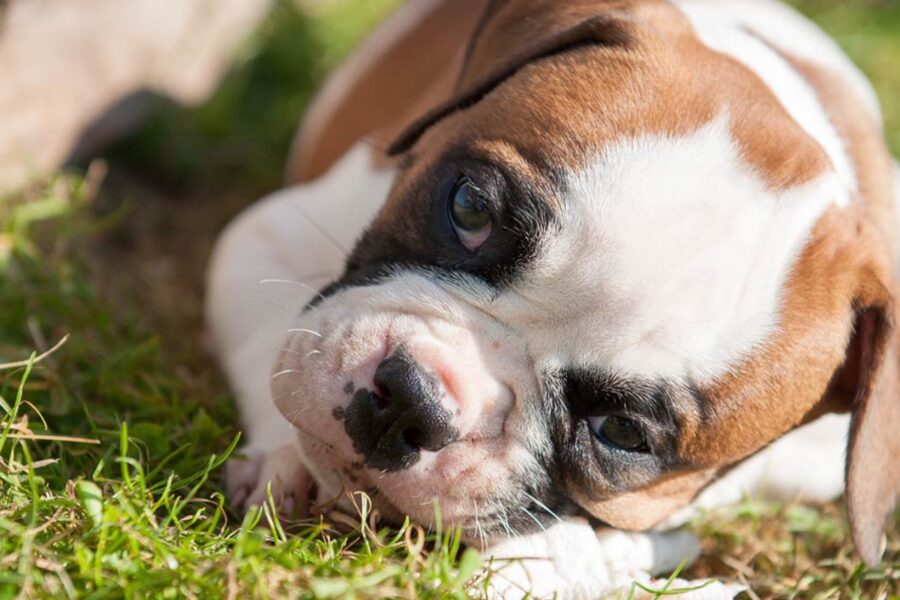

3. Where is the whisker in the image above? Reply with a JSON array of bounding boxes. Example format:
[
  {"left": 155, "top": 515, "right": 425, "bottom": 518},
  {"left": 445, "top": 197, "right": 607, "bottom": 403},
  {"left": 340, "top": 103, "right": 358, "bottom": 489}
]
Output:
[
  {"left": 474, "top": 500, "right": 488, "bottom": 550},
  {"left": 290, "top": 203, "right": 350, "bottom": 257},
  {"left": 523, "top": 491, "right": 563, "bottom": 524},
  {"left": 279, "top": 347, "right": 315, "bottom": 358},
  {"left": 498, "top": 506, "right": 514, "bottom": 540},
  {"left": 287, "top": 328, "right": 323, "bottom": 338},
  {"left": 272, "top": 369, "right": 300, "bottom": 379},
  {"left": 259, "top": 278, "right": 330, "bottom": 303},
  {"left": 520, "top": 506, "right": 546, "bottom": 532}
]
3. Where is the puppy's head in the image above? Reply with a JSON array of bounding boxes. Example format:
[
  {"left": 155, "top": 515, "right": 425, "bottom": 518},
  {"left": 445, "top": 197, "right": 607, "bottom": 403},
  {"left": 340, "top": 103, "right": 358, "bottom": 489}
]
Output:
[{"left": 274, "top": 0, "right": 900, "bottom": 562}]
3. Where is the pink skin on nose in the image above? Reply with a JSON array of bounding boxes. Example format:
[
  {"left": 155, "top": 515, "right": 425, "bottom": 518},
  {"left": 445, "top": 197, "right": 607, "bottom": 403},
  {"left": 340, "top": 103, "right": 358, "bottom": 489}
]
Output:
[{"left": 401, "top": 337, "right": 515, "bottom": 440}]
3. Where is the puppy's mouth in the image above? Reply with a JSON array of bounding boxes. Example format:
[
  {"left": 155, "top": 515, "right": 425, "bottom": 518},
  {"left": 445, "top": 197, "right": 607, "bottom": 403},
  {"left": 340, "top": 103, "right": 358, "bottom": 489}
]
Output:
[
  {"left": 284, "top": 368, "right": 540, "bottom": 546},
  {"left": 304, "top": 455, "right": 559, "bottom": 547},
  {"left": 272, "top": 280, "right": 552, "bottom": 543}
]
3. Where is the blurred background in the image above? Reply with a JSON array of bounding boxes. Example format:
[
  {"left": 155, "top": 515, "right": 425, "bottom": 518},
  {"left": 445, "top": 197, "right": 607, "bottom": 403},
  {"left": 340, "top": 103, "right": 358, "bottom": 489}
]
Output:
[
  {"left": 2, "top": 0, "right": 403, "bottom": 355},
  {"left": 0, "top": 1, "right": 898, "bottom": 597}
]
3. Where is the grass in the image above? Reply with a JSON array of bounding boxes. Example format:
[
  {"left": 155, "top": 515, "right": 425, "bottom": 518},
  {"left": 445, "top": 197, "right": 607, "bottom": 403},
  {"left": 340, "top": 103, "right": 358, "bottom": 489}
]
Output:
[
  {"left": 0, "top": 168, "right": 484, "bottom": 598},
  {"left": 1, "top": 0, "right": 899, "bottom": 598}
]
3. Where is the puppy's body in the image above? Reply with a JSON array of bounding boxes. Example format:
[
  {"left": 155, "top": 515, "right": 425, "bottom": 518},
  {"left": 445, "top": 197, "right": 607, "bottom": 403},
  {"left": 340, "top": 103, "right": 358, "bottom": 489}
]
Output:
[{"left": 207, "top": 0, "right": 899, "bottom": 596}]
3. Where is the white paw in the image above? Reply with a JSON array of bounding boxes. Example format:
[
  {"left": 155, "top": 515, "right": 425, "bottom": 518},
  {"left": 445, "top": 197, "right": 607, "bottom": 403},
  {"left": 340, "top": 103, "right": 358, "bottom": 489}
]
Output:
[
  {"left": 483, "top": 518, "right": 740, "bottom": 599},
  {"left": 226, "top": 444, "right": 313, "bottom": 518}
]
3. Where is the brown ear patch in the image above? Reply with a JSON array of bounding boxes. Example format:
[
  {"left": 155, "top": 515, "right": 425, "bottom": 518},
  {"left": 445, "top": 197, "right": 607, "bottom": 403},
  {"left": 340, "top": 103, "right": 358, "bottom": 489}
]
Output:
[
  {"left": 768, "top": 47, "right": 899, "bottom": 566},
  {"left": 286, "top": 0, "right": 489, "bottom": 183},
  {"left": 845, "top": 304, "right": 900, "bottom": 565}
]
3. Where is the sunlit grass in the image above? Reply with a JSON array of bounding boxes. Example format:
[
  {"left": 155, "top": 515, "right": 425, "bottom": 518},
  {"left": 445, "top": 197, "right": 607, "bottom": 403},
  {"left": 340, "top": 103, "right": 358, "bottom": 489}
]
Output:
[
  {"left": 1, "top": 0, "right": 899, "bottom": 597},
  {"left": 0, "top": 174, "right": 483, "bottom": 598}
]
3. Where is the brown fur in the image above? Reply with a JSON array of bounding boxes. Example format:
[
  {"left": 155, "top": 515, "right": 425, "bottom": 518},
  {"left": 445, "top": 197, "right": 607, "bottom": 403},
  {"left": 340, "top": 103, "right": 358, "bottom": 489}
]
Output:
[
  {"left": 286, "top": 0, "right": 489, "bottom": 183},
  {"left": 581, "top": 22, "right": 899, "bottom": 557},
  {"left": 390, "top": 0, "right": 829, "bottom": 190},
  {"left": 287, "top": 0, "right": 898, "bottom": 562},
  {"left": 784, "top": 52, "right": 899, "bottom": 566}
]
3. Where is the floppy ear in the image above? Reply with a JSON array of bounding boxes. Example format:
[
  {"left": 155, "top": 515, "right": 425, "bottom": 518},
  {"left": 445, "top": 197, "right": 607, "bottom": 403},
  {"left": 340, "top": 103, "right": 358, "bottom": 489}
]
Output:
[
  {"left": 838, "top": 275, "right": 900, "bottom": 565},
  {"left": 388, "top": 0, "right": 633, "bottom": 155}
]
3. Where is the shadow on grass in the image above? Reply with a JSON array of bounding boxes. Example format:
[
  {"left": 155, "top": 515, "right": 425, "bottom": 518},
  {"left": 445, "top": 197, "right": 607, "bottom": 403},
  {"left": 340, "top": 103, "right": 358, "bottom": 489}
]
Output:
[{"left": 105, "top": 0, "right": 399, "bottom": 193}]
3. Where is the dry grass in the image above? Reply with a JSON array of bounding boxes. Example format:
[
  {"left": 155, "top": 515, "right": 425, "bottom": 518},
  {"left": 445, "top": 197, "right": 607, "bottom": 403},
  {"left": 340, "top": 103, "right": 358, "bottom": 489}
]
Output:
[{"left": 688, "top": 501, "right": 898, "bottom": 599}]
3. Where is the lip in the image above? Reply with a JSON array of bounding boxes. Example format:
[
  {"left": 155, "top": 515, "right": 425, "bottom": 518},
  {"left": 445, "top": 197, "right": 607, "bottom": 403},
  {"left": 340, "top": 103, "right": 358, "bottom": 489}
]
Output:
[{"left": 297, "top": 410, "right": 521, "bottom": 544}]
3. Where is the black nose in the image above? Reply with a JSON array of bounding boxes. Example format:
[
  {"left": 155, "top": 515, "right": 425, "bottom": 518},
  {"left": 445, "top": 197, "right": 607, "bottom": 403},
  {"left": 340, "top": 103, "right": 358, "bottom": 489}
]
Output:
[{"left": 342, "top": 351, "right": 458, "bottom": 471}]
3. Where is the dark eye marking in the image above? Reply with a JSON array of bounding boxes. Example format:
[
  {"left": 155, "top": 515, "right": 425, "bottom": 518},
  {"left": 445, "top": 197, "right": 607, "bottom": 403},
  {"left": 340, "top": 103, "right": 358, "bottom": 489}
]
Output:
[{"left": 562, "top": 369, "right": 685, "bottom": 459}]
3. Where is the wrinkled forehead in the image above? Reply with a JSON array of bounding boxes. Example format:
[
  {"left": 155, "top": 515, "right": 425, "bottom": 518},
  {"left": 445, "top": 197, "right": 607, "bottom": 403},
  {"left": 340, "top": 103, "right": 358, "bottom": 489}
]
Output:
[
  {"left": 400, "top": 3, "right": 833, "bottom": 190},
  {"left": 396, "top": 40, "right": 841, "bottom": 385}
]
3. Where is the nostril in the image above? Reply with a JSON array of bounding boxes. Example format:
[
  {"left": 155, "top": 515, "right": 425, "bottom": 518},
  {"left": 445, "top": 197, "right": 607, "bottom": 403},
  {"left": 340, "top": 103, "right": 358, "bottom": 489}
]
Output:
[
  {"left": 402, "top": 427, "right": 423, "bottom": 450},
  {"left": 371, "top": 389, "right": 390, "bottom": 410},
  {"left": 355, "top": 351, "right": 457, "bottom": 470}
]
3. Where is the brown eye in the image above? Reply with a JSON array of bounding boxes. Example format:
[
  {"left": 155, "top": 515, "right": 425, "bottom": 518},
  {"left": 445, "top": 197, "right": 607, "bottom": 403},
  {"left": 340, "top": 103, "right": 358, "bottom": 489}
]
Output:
[
  {"left": 449, "top": 176, "right": 492, "bottom": 250},
  {"left": 588, "top": 415, "right": 648, "bottom": 452}
]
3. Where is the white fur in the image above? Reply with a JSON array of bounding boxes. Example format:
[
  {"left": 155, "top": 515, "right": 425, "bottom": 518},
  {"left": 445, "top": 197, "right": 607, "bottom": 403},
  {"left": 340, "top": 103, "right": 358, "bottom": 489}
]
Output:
[
  {"left": 484, "top": 519, "right": 744, "bottom": 599},
  {"left": 672, "top": 0, "right": 858, "bottom": 198},
  {"left": 503, "top": 116, "right": 840, "bottom": 382},
  {"left": 206, "top": 143, "right": 391, "bottom": 451},
  {"left": 676, "top": 0, "right": 882, "bottom": 123},
  {"left": 204, "top": 2, "right": 874, "bottom": 596}
]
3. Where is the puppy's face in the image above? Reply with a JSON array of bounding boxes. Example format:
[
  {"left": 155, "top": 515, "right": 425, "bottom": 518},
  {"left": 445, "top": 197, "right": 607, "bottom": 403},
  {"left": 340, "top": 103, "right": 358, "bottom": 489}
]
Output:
[{"left": 274, "top": 2, "right": 896, "bottom": 548}]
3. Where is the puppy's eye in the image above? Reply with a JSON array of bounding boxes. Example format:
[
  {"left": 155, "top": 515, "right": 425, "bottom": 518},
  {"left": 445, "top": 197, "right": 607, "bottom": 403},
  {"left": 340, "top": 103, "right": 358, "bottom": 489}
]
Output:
[
  {"left": 448, "top": 176, "right": 492, "bottom": 250},
  {"left": 588, "top": 415, "right": 648, "bottom": 452}
]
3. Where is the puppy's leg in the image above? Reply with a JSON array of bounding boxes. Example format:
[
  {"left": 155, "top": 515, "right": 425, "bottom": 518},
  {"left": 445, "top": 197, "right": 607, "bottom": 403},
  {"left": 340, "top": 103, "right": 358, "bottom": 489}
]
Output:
[
  {"left": 205, "top": 144, "right": 392, "bottom": 514},
  {"left": 207, "top": 189, "right": 337, "bottom": 515},
  {"left": 485, "top": 518, "right": 739, "bottom": 599}
]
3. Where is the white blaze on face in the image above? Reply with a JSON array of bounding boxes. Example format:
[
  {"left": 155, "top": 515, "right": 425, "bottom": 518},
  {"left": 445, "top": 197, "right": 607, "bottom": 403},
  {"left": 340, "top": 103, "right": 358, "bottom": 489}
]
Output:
[
  {"left": 673, "top": 0, "right": 882, "bottom": 126},
  {"left": 500, "top": 116, "right": 841, "bottom": 383}
]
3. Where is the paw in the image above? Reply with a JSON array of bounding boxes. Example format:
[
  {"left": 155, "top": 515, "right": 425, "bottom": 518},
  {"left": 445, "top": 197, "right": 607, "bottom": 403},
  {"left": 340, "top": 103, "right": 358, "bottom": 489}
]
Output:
[
  {"left": 226, "top": 444, "right": 313, "bottom": 518},
  {"left": 483, "top": 519, "right": 741, "bottom": 599}
]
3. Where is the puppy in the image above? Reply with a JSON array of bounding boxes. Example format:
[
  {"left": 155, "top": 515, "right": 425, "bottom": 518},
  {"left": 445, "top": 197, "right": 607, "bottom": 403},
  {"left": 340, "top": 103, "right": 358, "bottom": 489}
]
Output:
[{"left": 206, "top": 0, "right": 900, "bottom": 596}]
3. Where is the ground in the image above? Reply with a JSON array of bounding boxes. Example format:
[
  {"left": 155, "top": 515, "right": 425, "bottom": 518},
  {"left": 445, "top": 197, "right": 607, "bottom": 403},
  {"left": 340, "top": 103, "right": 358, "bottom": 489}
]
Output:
[{"left": 1, "top": 0, "right": 898, "bottom": 598}]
